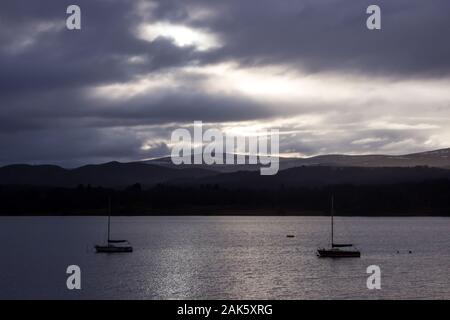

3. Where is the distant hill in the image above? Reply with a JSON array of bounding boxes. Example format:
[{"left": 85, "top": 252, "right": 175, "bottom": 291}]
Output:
[
  {"left": 282, "top": 148, "right": 450, "bottom": 169},
  {"left": 1, "top": 148, "right": 450, "bottom": 188},
  {"left": 146, "top": 148, "right": 450, "bottom": 172},
  {"left": 0, "top": 161, "right": 215, "bottom": 187},
  {"left": 2, "top": 149, "right": 450, "bottom": 216}
]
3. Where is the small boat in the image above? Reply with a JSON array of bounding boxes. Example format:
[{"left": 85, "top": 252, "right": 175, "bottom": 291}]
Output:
[
  {"left": 95, "top": 197, "right": 133, "bottom": 253},
  {"left": 317, "top": 247, "right": 360, "bottom": 258},
  {"left": 95, "top": 240, "right": 133, "bottom": 253},
  {"left": 317, "top": 195, "right": 360, "bottom": 258}
]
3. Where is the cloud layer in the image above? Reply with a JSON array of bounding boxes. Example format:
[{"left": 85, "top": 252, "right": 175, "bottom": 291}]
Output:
[{"left": 1, "top": 0, "right": 450, "bottom": 166}]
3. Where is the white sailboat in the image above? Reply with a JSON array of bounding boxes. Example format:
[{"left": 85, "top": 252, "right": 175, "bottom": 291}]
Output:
[
  {"left": 95, "top": 197, "right": 132, "bottom": 253},
  {"left": 317, "top": 195, "right": 360, "bottom": 258}
]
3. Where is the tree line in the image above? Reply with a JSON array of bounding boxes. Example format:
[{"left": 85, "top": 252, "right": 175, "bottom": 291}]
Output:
[{"left": 1, "top": 179, "right": 450, "bottom": 216}]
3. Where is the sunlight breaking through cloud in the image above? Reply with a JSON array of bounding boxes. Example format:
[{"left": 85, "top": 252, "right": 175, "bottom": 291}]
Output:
[{"left": 136, "top": 22, "right": 221, "bottom": 51}]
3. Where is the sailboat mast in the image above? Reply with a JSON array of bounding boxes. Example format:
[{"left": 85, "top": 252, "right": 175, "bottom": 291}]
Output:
[
  {"left": 107, "top": 196, "right": 111, "bottom": 242},
  {"left": 331, "top": 194, "right": 334, "bottom": 247}
]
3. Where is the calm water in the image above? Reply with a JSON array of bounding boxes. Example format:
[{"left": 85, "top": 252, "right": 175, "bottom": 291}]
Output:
[{"left": 0, "top": 216, "right": 449, "bottom": 299}]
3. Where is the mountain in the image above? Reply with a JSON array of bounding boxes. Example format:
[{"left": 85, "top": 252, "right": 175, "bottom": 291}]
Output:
[
  {"left": 145, "top": 154, "right": 265, "bottom": 172},
  {"left": 1, "top": 148, "right": 450, "bottom": 188},
  {"left": 282, "top": 148, "right": 450, "bottom": 169},
  {"left": 145, "top": 148, "right": 450, "bottom": 172},
  {"left": 0, "top": 161, "right": 215, "bottom": 187}
]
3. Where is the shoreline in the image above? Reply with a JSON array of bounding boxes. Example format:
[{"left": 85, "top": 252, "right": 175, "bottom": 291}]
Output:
[{"left": 1, "top": 212, "right": 449, "bottom": 217}]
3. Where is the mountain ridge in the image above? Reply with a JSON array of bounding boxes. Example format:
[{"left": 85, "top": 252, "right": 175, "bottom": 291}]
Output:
[
  {"left": 145, "top": 148, "right": 450, "bottom": 171},
  {"left": 1, "top": 148, "right": 450, "bottom": 188}
]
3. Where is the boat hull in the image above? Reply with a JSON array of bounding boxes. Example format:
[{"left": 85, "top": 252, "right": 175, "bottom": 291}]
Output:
[
  {"left": 317, "top": 249, "right": 360, "bottom": 258},
  {"left": 95, "top": 245, "right": 133, "bottom": 253}
]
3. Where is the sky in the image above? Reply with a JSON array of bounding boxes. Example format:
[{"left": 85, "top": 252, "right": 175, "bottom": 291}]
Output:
[{"left": 1, "top": 0, "right": 450, "bottom": 167}]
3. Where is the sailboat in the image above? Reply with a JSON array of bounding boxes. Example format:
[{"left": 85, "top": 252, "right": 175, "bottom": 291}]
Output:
[
  {"left": 317, "top": 195, "right": 360, "bottom": 258},
  {"left": 95, "top": 197, "right": 133, "bottom": 253}
]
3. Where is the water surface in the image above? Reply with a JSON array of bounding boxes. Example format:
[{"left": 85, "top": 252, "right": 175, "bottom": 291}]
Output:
[{"left": 0, "top": 216, "right": 449, "bottom": 299}]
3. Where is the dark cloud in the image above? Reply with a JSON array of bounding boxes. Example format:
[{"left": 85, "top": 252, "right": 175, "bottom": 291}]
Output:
[
  {"left": 157, "top": 0, "right": 450, "bottom": 76},
  {"left": 0, "top": 126, "right": 144, "bottom": 167}
]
